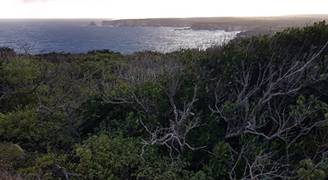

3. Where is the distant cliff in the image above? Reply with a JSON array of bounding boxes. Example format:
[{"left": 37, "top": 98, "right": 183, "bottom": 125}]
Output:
[{"left": 102, "top": 15, "right": 328, "bottom": 37}]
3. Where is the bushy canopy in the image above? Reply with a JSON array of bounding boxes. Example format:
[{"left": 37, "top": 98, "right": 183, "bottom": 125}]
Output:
[{"left": 1, "top": 21, "right": 328, "bottom": 179}]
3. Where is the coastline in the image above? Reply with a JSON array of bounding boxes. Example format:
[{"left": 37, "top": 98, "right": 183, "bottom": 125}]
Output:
[{"left": 100, "top": 15, "right": 328, "bottom": 38}]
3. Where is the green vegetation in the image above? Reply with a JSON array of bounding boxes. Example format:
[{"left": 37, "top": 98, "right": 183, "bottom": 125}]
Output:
[{"left": 1, "top": 22, "right": 328, "bottom": 179}]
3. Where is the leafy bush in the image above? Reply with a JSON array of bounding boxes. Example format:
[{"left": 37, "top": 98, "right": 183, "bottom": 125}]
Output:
[{"left": 0, "top": 22, "right": 328, "bottom": 179}]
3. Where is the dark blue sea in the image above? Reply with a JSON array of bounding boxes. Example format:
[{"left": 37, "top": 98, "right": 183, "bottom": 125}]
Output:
[{"left": 0, "top": 20, "right": 239, "bottom": 54}]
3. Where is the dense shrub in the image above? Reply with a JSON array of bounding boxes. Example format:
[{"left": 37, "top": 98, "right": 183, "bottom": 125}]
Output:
[{"left": 1, "top": 22, "right": 328, "bottom": 179}]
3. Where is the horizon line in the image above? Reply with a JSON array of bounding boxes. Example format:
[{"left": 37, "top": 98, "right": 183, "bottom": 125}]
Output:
[{"left": 1, "top": 13, "right": 328, "bottom": 20}]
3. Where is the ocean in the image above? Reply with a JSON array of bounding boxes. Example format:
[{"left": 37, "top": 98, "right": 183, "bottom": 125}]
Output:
[{"left": 0, "top": 20, "right": 239, "bottom": 54}]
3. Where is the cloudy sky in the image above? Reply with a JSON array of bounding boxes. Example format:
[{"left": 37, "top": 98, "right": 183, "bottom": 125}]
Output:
[{"left": 0, "top": 0, "right": 328, "bottom": 19}]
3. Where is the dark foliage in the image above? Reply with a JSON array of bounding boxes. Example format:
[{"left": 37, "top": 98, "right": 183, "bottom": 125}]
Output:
[{"left": 1, "top": 22, "right": 328, "bottom": 179}]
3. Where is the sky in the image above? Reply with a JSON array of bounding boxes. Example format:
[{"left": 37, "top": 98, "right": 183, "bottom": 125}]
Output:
[{"left": 0, "top": 0, "right": 327, "bottom": 19}]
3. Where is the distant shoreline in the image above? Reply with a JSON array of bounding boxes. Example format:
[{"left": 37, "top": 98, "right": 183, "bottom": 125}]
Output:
[{"left": 100, "top": 15, "right": 328, "bottom": 37}]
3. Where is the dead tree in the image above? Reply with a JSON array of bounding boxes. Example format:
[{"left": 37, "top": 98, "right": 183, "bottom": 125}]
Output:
[
  {"left": 140, "top": 83, "right": 204, "bottom": 157},
  {"left": 210, "top": 41, "right": 328, "bottom": 179},
  {"left": 211, "top": 41, "right": 328, "bottom": 140},
  {"left": 103, "top": 56, "right": 205, "bottom": 156}
]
